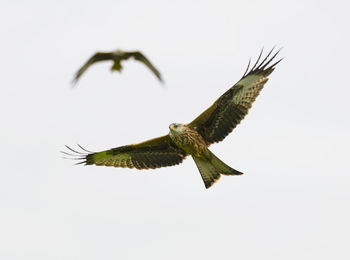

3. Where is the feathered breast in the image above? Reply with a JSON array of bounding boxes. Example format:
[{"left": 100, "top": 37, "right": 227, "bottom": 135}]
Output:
[{"left": 170, "top": 126, "right": 208, "bottom": 156}]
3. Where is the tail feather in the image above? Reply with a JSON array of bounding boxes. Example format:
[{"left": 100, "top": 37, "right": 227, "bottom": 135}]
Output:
[
  {"left": 192, "top": 155, "right": 221, "bottom": 188},
  {"left": 209, "top": 151, "right": 243, "bottom": 176},
  {"left": 192, "top": 150, "right": 243, "bottom": 189}
]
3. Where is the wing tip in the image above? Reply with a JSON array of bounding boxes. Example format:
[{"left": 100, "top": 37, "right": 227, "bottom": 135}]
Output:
[
  {"left": 243, "top": 47, "right": 283, "bottom": 78},
  {"left": 70, "top": 77, "right": 79, "bottom": 87},
  {"left": 62, "top": 144, "right": 95, "bottom": 165}
]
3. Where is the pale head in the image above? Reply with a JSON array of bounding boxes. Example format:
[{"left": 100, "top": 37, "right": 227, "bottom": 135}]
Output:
[
  {"left": 113, "top": 49, "right": 124, "bottom": 55},
  {"left": 169, "top": 123, "right": 184, "bottom": 132}
]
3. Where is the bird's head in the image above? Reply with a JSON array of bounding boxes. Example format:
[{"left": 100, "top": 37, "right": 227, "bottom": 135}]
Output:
[
  {"left": 114, "top": 49, "right": 124, "bottom": 55},
  {"left": 169, "top": 123, "right": 183, "bottom": 132}
]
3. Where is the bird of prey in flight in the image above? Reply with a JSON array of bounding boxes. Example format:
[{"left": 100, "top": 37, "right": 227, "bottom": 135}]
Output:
[
  {"left": 64, "top": 48, "right": 282, "bottom": 188},
  {"left": 72, "top": 49, "right": 163, "bottom": 85}
]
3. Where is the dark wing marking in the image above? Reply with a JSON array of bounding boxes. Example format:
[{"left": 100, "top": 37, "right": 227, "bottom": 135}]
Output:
[
  {"left": 126, "top": 51, "right": 163, "bottom": 82},
  {"left": 188, "top": 48, "right": 282, "bottom": 145},
  {"left": 64, "top": 135, "right": 187, "bottom": 169},
  {"left": 72, "top": 52, "right": 114, "bottom": 85}
]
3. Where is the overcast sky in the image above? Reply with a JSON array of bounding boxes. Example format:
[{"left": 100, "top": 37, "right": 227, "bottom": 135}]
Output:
[{"left": 1, "top": 0, "right": 350, "bottom": 259}]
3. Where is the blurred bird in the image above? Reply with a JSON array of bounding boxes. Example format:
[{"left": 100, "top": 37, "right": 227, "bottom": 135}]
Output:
[
  {"left": 72, "top": 49, "right": 163, "bottom": 85},
  {"left": 64, "top": 48, "right": 282, "bottom": 188}
]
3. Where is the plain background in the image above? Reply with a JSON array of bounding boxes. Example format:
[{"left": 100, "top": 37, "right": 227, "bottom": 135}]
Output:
[{"left": 1, "top": 0, "right": 349, "bottom": 259}]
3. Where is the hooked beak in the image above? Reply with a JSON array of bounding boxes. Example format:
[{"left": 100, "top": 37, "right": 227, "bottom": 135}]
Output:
[{"left": 169, "top": 124, "right": 176, "bottom": 130}]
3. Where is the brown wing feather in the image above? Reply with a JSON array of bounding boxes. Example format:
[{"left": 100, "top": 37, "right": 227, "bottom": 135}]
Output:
[
  {"left": 188, "top": 48, "right": 282, "bottom": 145},
  {"left": 65, "top": 135, "right": 187, "bottom": 170},
  {"left": 72, "top": 52, "right": 114, "bottom": 85},
  {"left": 128, "top": 51, "right": 163, "bottom": 82}
]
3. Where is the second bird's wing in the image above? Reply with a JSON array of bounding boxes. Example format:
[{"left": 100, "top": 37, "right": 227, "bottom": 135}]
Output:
[
  {"left": 72, "top": 52, "right": 114, "bottom": 85},
  {"left": 127, "top": 51, "right": 163, "bottom": 82}
]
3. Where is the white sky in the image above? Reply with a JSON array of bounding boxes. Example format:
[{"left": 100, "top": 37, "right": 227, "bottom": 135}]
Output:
[{"left": 1, "top": 0, "right": 350, "bottom": 259}]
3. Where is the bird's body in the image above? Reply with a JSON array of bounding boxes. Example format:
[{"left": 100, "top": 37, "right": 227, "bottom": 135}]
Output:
[
  {"left": 168, "top": 123, "right": 208, "bottom": 157},
  {"left": 167, "top": 123, "right": 242, "bottom": 186},
  {"left": 65, "top": 48, "right": 282, "bottom": 188},
  {"left": 72, "top": 49, "right": 163, "bottom": 85}
]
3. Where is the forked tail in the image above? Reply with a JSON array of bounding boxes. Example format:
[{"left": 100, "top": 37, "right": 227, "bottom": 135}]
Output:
[{"left": 192, "top": 150, "right": 243, "bottom": 189}]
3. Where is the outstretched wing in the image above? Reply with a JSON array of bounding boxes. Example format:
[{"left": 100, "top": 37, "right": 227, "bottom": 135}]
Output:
[
  {"left": 126, "top": 51, "right": 163, "bottom": 82},
  {"left": 72, "top": 52, "right": 114, "bottom": 85},
  {"left": 64, "top": 135, "right": 187, "bottom": 169},
  {"left": 188, "top": 48, "right": 282, "bottom": 145}
]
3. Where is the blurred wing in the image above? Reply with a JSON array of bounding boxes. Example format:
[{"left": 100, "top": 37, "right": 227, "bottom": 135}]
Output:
[
  {"left": 72, "top": 52, "right": 114, "bottom": 85},
  {"left": 188, "top": 48, "right": 282, "bottom": 145},
  {"left": 128, "top": 51, "right": 163, "bottom": 82},
  {"left": 65, "top": 135, "right": 187, "bottom": 169}
]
